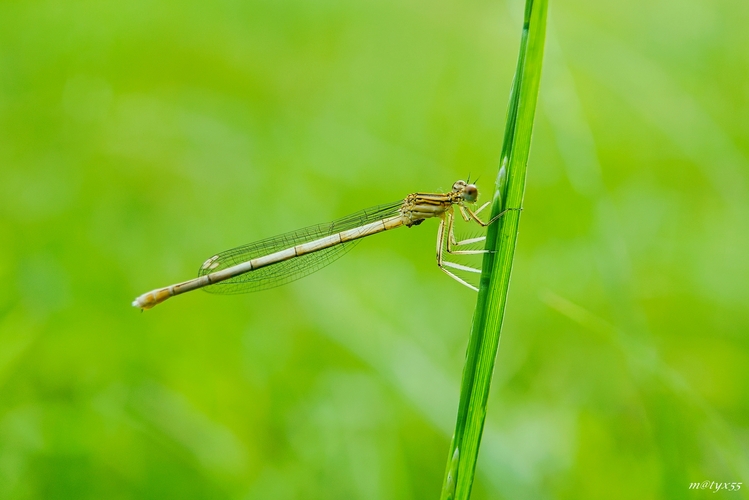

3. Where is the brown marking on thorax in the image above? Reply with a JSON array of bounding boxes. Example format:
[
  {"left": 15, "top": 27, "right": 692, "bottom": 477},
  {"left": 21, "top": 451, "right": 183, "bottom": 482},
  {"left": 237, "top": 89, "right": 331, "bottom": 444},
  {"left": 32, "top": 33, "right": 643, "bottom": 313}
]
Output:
[{"left": 399, "top": 191, "right": 463, "bottom": 227}]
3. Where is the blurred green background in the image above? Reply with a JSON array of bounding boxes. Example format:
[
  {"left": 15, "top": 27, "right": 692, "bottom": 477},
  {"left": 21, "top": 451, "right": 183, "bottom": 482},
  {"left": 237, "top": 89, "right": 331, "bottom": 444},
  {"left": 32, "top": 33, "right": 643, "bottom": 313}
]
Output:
[{"left": 1, "top": 0, "right": 748, "bottom": 498}]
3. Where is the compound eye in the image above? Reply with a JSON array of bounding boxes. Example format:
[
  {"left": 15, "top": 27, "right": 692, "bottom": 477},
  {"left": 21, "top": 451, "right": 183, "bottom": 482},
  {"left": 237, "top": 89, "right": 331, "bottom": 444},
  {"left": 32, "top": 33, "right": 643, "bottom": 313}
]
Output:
[{"left": 464, "top": 184, "right": 478, "bottom": 201}]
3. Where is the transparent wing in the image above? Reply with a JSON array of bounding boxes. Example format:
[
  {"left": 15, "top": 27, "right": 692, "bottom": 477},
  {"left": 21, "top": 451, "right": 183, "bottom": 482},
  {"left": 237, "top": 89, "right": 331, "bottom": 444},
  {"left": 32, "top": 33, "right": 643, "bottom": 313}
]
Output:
[{"left": 197, "top": 201, "right": 403, "bottom": 294}]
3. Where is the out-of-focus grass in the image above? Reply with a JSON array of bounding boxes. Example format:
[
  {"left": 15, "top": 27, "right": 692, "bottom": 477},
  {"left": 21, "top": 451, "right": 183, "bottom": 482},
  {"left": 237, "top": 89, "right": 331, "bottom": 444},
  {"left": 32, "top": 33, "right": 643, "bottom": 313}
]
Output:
[{"left": 1, "top": 0, "right": 748, "bottom": 499}]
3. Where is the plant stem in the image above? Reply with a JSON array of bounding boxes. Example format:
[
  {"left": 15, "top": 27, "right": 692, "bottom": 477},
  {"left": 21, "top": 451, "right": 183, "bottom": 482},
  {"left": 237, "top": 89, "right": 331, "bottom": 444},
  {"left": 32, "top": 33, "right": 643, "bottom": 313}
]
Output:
[{"left": 439, "top": 1, "right": 547, "bottom": 498}]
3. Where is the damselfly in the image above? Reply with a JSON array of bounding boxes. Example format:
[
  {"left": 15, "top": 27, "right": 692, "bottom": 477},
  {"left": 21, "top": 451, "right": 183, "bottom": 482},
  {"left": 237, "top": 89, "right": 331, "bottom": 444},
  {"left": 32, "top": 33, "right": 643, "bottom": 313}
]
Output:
[{"left": 132, "top": 180, "right": 511, "bottom": 310}]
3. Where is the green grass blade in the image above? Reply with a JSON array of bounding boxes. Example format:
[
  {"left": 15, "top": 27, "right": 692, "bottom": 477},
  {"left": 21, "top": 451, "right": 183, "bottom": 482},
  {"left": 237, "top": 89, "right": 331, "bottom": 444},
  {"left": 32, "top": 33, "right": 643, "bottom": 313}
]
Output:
[{"left": 439, "top": 0, "right": 547, "bottom": 498}]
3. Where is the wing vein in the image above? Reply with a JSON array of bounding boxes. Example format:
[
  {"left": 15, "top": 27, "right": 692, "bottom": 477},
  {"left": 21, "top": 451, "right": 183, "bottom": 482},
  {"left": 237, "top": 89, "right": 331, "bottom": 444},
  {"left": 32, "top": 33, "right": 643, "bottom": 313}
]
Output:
[{"left": 197, "top": 201, "right": 403, "bottom": 294}]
